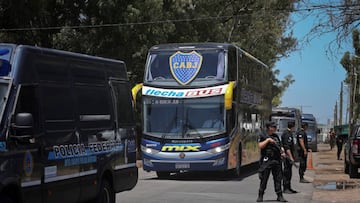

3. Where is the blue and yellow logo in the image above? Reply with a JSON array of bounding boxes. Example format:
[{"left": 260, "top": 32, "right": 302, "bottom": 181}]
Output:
[
  {"left": 169, "top": 51, "right": 203, "bottom": 85},
  {"left": 161, "top": 145, "right": 200, "bottom": 152}
]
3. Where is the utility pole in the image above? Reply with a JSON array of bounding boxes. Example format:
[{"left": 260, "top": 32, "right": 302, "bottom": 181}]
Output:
[
  {"left": 349, "top": 64, "right": 355, "bottom": 137},
  {"left": 334, "top": 101, "right": 338, "bottom": 126},
  {"left": 340, "top": 82, "right": 343, "bottom": 125}
]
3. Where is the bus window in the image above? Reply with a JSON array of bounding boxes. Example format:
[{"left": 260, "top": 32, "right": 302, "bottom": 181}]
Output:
[
  {"left": 146, "top": 50, "right": 225, "bottom": 82},
  {"left": 147, "top": 54, "right": 172, "bottom": 80}
]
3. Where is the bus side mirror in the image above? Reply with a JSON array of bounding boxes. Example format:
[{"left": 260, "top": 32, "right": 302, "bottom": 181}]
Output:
[{"left": 11, "top": 113, "right": 35, "bottom": 143}]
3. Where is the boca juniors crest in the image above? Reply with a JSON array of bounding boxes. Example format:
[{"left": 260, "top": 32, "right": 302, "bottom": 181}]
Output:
[{"left": 169, "top": 51, "right": 203, "bottom": 85}]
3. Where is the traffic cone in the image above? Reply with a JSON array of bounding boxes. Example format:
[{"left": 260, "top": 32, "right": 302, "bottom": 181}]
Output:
[{"left": 307, "top": 149, "right": 314, "bottom": 170}]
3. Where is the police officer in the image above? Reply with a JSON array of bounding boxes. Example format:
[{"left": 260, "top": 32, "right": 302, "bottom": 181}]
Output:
[
  {"left": 256, "top": 122, "right": 287, "bottom": 202},
  {"left": 297, "top": 122, "right": 310, "bottom": 183},
  {"left": 336, "top": 127, "right": 344, "bottom": 160},
  {"left": 281, "top": 121, "right": 298, "bottom": 194}
]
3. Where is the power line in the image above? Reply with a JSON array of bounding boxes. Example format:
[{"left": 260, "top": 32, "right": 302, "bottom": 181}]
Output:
[
  {"left": 0, "top": 3, "right": 359, "bottom": 32},
  {"left": 0, "top": 15, "right": 235, "bottom": 32}
]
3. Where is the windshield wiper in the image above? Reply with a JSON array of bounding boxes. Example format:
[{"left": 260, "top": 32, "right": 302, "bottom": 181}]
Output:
[{"left": 183, "top": 123, "right": 202, "bottom": 138}]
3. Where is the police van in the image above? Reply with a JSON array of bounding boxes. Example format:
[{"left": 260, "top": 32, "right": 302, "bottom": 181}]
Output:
[{"left": 0, "top": 44, "right": 138, "bottom": 203}]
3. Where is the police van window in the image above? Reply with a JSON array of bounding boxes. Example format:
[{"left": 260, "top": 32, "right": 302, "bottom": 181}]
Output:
[
  {"left": 41, "top": 84, "right": 76, "bottom": 146},
  {"left": 110, "top": 82, "right": 134, "bottom": 125},
  {"left": 14, "top": 85, "right": 40, "bottom": 135},
  {"left": 76, "top": 85, "right": 113, "bottom": 141}
]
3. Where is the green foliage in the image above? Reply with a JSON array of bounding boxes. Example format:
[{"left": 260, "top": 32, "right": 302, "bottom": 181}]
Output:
[
  {"left": 0, "top": 0, "right": 297, "bottom": 99},
  {"left": 272, "top": 74, "right": 295, "bottom": 106},
  {"left": 340, "top": 29, "right": 360, "bottom": 121}
]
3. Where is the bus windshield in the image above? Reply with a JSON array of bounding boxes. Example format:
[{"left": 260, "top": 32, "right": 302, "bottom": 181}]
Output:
[
  {"left": 145, "top": 49, "right": 225, "bottom": 83},
  {"left": 272, "top": 118, "right": 295, "bottom": 133},
  {"left": 143, "top": 95, "right": 225, "bottom": 138},
  {"left": 306, "top": 122, "right": 317, "bottom": 132}
]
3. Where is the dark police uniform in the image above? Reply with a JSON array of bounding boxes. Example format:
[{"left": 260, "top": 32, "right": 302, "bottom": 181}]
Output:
[
  {"left": 297, "top": 128, "right": 308, "bottom": 181},
  {"left": 336, "top": 133, "right": 344, "bottom": 160},
  {"left": 258, "top": 132, "right": 283, "bottom": 196},
  {"left": 281, "top": 129, "right": 295, "bottom": 192}
]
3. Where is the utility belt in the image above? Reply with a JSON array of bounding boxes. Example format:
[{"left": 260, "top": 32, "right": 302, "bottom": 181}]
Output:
[
  {"left": 261, "top": 152, "right": 281, "bottom": 162},
  {"left": 263, "top": 148, "right": 281, "bottom": 159},
  {"left": 262, "top": 155, "right": 281, "bottom": 160}
]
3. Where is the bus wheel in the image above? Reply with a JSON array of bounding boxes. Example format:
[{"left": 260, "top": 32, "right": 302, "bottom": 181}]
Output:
[
  {"left": 230, "top": 147, "right": 242, "bottom": 178},
  {"left": 96, "top": 179, "right": 115, "bottom": 203},
  {"left": 156, "top": 171, "right": 170, "bottom": 179}
]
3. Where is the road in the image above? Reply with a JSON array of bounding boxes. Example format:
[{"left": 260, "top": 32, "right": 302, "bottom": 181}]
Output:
[
  {"left": 117, "top": 144, "right": 360, "bottom": 203},
  {"left": 118, "top": 159, "right": 315, "bottom": 202}
]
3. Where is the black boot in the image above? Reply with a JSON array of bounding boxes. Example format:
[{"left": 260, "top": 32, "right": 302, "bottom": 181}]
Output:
[
  {"left": 300, "top": 176, "right": 310, "bottom": 183},
  {"left": 256, "top": 191, "right": 264, "bottom": 202},
  {"left": 276, "top": 192, "right": 287, "bottom": 202},
  {"left": 283, "top": 188, "right": 292, "bottom": 194},
  {"left": 289, "top": 188, "right": 298, "bottom": 193}
]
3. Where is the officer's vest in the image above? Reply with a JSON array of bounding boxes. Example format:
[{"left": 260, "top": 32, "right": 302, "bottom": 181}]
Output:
[{"left": 262, "top": 135, "right": 281, "bottom": 160}]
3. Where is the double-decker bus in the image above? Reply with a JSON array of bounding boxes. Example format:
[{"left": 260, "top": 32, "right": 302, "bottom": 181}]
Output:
[{"left": 132, "top": 43, "right": 272, "bottom": 178}]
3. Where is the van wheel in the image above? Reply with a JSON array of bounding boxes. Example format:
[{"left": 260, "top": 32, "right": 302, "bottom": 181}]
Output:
[
  {"left": 349, "top": 162, "right": 359, "bottom": 178},
  {"left": 96, "top": 179, "right": 115, "bottom": 203}
]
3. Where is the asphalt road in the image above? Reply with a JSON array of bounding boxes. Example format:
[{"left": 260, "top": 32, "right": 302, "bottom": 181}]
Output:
[
  {"left": 117, "top": 144, "right": 360, "bottom": 203},
  {"left": 118, "top": 159, "right": 316, "bottom": 203}
]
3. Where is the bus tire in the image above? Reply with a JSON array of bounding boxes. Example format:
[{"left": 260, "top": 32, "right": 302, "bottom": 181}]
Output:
[
  {"left": 95, "top": 179, "right": 115, "bottom": 203},
  {"left": 156, "top": 171, "right": 171, "bottom": 179},
  {"left": 230, "top": 146, "right": 242, "bottom": 178}
]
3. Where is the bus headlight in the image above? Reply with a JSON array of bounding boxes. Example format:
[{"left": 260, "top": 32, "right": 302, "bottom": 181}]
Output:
[
  {"left": 141, "top": 145, "right": 159, "bottom": 154},
  {"left": 207, "top": 143, "right": 229, "bottom": 154}
]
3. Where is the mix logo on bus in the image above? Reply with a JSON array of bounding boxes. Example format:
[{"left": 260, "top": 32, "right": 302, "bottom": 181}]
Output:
[
  {"left": 169, "top": 51, "right": 203, "bottom": 85},
  {"left": 161, "top": 144, "right": 201, "bottom": 152}
]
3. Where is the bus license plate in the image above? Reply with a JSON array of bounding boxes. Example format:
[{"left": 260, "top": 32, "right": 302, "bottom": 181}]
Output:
[{"left": 175, "top": 163, "right": 190, "bottom": 169}]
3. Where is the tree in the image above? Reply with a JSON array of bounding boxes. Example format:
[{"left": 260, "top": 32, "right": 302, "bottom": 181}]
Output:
[
  {"left": 340, "top": 29, "right": 360, "bottom": 124},
  {"left": 0, "top": 0, "right": 297, "bottom": 103},
  {"left": 0, "top": 0, "right": 85, "bottom": 47},
  {"left": 295, "top": 0, "right": 360, "bottom": 52},
  {"left": 272, "top": 72, "right": 295, "bottom": 106}
]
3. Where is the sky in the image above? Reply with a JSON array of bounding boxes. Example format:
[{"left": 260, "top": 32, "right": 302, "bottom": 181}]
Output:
[{"left": 275, "top": 12, "right": 351, "bottom": 125}]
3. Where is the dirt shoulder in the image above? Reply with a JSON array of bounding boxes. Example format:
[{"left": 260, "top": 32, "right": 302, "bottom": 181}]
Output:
[{"left": 312, "top": 144, "right": 360, "bottom": 202}]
